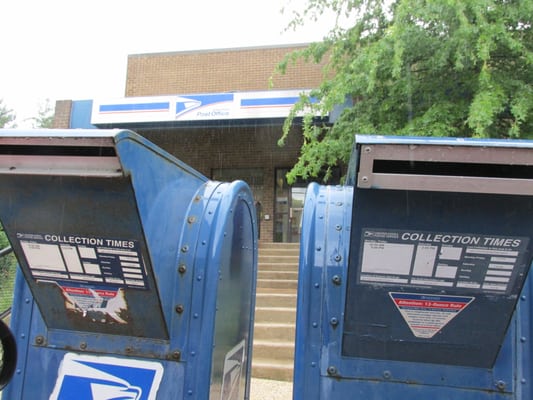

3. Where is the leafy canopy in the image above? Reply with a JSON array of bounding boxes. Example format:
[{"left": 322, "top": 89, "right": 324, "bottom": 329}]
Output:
[
  {"left": 31, "top": 99, "right": 54, "bottom": 128},
  {"left": 0, "top": 99, "right": 16, "bottom": 128},
  {"left": 276, "top": 0, "right": 533, "bottom": 183}
]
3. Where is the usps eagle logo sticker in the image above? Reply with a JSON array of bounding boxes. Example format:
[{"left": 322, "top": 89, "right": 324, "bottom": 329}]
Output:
[{"left": 50, "top": 353, "right": 163, "bottom": 400}]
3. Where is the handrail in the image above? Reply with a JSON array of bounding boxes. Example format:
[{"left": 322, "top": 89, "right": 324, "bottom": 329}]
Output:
[
  {"left": 0, "top": 307, "right": 11, "bottom": 320},
  {"left": 0, "top": 245, "right": 14, "bottom": 319},
  {"left": 0, "top": 245, "right": 12, "bottom": 257}
]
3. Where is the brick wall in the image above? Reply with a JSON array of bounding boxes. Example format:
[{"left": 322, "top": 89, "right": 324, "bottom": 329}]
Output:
[
  {"left": 123, "top": 44, "right": 329, "bottom": 241},
  {"left": 126, "top": 44, "right": 324, "bottom": 96},
  {"left": 52, "top": 100, "right": 72, "bottom": 128},
  {"left": 136, "top": 123, "right": 303, "bottom": 241},
  {"left": 53, "top": 45, "right": 334, "bottom": 241}
]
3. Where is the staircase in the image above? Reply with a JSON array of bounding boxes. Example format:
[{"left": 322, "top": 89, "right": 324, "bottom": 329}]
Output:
[{"left": 252, "top": 242, "right": 299, "bottom": 382}]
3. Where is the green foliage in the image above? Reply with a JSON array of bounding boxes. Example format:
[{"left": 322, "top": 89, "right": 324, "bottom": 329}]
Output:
[
  {"left": 0, "top": 224, "right": 16, "bottom": 314},
  {"left": 0, "top": 100, "right": 18, "bottom": 311},
  {"left": 277, "top": 0, "right": 533, "bottom": 182},
  {"left": 31, "top": 99, "right": 55, "bottom": 128},
  {"left": 0, "top": 99, "right": 16, "bottom": 128}
]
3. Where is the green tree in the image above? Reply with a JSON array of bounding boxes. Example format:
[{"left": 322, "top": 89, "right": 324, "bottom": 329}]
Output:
[
  {"left": 0, "top": 100, "right": 18, "bottom": 311},
  {"left": 31, "top": 99, "right": 54, "bottom": 128},
  {"left": 0, "top": 99, "right": 16, "bottom": 128},
  {"left": 277, "top": 0, "right": 533, "bottom": 183},
  {"left": 0, "top": 223, "right": 16, "bottom": 314}
]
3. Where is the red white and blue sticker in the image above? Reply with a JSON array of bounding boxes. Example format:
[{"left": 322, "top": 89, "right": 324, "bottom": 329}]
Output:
[
  {"left": 59, "top": 284, "right": 129, "bottom": 324},
  {"left": 389, "top": 292, "right": 475, "bottom": 338},
  {"left": 50, "top": 353, "right": 163, "bottom": 400}
]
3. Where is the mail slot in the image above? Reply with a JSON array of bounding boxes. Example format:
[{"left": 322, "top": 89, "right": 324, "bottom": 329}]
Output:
[
  {"left": 294, "top": 135, "right": 533, "bottom": 399},
  {"left": 0, "top": 129, "right": 257, "bottom": 399}
]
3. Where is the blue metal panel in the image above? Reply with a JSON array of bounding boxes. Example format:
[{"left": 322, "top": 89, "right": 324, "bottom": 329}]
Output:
[
  {"left": 294, "top": 135, "right": 533, "bottom": 399},
  {"left": 7, "top": 271, "right": 35, "bottom": 397},
  {"left": 0, "top": 129, "right": 257, "bottom": 399},
  {"left": 70, "top": 100, "right": 96, "bottom": 128},
  {"left": 515, "top": 277, "right": 533, "bottom": 399}
]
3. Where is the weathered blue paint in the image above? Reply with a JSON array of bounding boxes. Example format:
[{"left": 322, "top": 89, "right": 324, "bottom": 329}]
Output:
[
  {"left": 0, "top": 129, "right": 257, "bottom": 399},
  {"left": 70, "top": 99, "right": 96, "bottom": 129},
  {"left": 294, "top": 135, "right": 533, "bottom": 399}
]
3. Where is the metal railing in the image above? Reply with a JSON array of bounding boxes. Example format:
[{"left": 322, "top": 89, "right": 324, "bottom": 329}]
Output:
[{"left": 0, "top": 245, "right": 15, "bottom": 321}]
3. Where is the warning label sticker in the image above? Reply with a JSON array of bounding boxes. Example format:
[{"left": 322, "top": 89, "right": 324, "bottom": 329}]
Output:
[
  {"left": 390, "top": 292, "right": 474, "bottom": 338},
  {"left": 59, "top": 284, "right": 129, "bottom": 324},
  {"left": 17, "top": 232, "right": 149, "bottom": 290},
  {"left": 359, "top": 228, "right": 529, "bottom": 294}
]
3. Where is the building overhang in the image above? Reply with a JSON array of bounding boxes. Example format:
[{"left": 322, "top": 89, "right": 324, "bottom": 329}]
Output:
[{"left": 91, "top": 89, "right": 323, "bottom": 129}]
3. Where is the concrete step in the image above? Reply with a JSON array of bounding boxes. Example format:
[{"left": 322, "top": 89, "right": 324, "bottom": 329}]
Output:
[
  {"left": 251, "top": 358, "right": 294, "bottom": 382},
  {"left": 259, "top": 242, "right": 299, "bottom": 250},
  {"left": 257, "top": 278, "right": 298, "bottom": 290},
  {"left": 253, "top": 242, "right": 299, "bottom": 382},
  {"left": 257, "top": 262, "right": 299, "bottom": 272},
  {"left": 252, "top": 340, "right": 295, "bottom": 360},
  {"left": 255, "top": 306, "right": 296, "bottom": 324},
  {"left": 258, "top": 255, "right": 299, "bottom": 264},
  {"left": 258, "top": 248, "right": 300, "bottom": 256},
  {"left": 256, "top": 292, "right": 297, "bottom": 308},
  {"left": 258, "top": 270, "right": 298, "bottom": 280},
  {"left": 254, "top": 322, "right": 295, "bottom": 342}
]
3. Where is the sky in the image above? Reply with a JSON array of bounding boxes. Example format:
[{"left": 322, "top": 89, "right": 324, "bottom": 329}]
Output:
[{"left": 0, "top": 0, "right": 333, "bottom": 127}]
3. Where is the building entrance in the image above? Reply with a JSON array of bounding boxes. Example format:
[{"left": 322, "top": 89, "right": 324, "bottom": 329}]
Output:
[{"left": 274, "top": 169, "right": 306, "bottom": 243}]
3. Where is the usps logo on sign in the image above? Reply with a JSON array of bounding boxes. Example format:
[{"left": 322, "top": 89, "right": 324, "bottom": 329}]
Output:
[
  {"left": 220, "top": 340, "right": 246, "bottom": 400},
  {"left": 50, "top": 353, "right": 163, "bottom": 400}
]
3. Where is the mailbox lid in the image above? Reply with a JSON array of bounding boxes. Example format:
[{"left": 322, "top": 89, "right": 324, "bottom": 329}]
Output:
[
  {"left": 0, "top": 129, "right": 208, "bottom": 342},
  {"left": 0, "top": 173, "right": 169, "bottom": 339},
  {"left": 0, "top": 129, "right": 122, "bottom": 176},
  {"left": 350, "top": 135, "right": 533, "bottom": 195}
]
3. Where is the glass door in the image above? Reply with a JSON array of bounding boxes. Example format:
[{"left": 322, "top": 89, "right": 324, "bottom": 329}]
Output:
[
  {"left": 289, "top": 187, "right": 305, "bottom": 243},
  {"left": 274, "top": 169, "right": 306, "bottom": 243}
]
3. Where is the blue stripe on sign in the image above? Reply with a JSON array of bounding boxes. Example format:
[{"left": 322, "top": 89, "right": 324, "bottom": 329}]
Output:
[
  {"left": 240, "top": 97, "right": 300, "bottom": 107},
  {"left": 99, "top": 102, "right": 170, "bottom": 113}
]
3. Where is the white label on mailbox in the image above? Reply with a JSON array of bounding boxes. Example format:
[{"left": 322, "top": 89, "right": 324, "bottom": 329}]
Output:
[
  {"left": 359, "top": 228, "right": 529, "bottom": 294},
  {"left": 50, "top": 353, "right": 163, "bottom": 400},
  {"left": 17, "top": 232, "right": 149, "bottom": 290},
  {"left": 390, "top": 292, "right": 474, "bottom": 338}
]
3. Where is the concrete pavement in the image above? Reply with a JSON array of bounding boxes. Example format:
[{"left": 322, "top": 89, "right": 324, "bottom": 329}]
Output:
[{"left": 250, "top": 378, "right": 292, "bottom": 400}]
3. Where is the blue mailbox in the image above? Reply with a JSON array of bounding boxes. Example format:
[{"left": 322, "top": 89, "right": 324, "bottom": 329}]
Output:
[
  {"left": 294, "top": 135, "right": 533, "bottom": 399},
  {"left": 0, "top": 129, "right": 257, "bottom": 399}
]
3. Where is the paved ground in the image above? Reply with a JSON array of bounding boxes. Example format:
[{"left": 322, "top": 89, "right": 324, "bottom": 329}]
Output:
[
  {"left": 0, "top": 378, "right": 291, "bottom": 399},
  {"left": 250, "top": 378, "right": 293, "bottom": 400}
]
